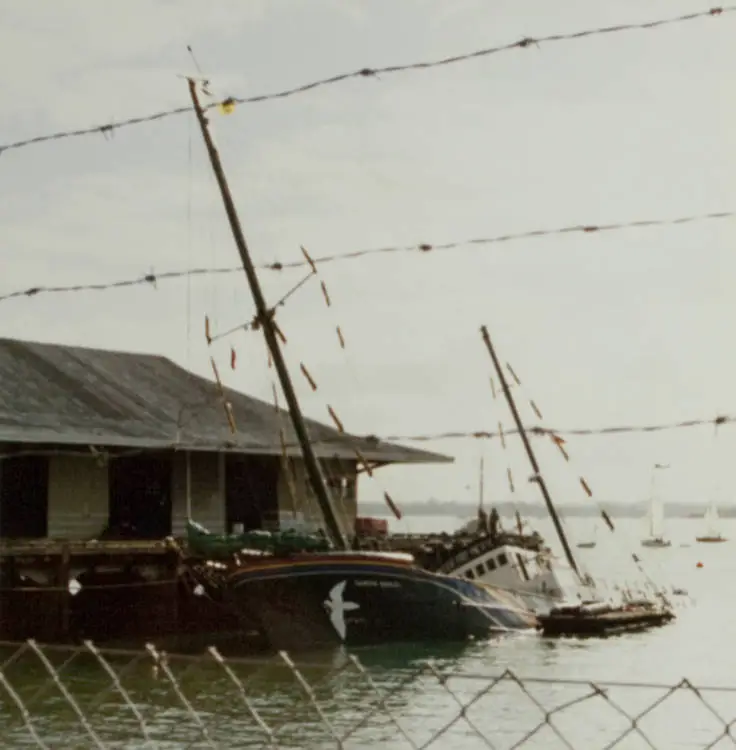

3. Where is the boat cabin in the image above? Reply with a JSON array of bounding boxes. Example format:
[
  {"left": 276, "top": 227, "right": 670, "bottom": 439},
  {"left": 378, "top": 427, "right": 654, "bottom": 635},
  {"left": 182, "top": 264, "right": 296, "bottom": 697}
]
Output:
[{"left": 419, "top": 531, "right": 596, "bottom": 614}]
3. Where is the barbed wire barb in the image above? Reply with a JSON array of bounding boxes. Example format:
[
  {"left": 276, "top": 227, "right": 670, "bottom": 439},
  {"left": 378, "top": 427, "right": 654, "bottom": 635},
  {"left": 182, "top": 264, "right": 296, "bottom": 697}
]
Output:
[{"left": 0, "top": 7, "right": 733, "bottom": 156}]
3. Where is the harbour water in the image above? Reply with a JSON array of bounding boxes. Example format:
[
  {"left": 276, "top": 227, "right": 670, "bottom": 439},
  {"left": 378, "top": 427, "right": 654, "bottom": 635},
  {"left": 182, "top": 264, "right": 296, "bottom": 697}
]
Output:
[{"left": 1, "top": 518, "right": 733, "bottom": 749}]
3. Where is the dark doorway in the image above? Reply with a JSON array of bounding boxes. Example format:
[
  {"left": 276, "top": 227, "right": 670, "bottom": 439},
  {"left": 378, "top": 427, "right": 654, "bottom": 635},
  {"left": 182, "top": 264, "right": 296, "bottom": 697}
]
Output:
[
  {"left": 0, "top": 455, "right": 49, "bottom": 538},
  {"left": 225, "top": 456, "right": 279, "bottom": 532},
  {"left": 108, "top": 455, "right": 172, "bottom": 539}
]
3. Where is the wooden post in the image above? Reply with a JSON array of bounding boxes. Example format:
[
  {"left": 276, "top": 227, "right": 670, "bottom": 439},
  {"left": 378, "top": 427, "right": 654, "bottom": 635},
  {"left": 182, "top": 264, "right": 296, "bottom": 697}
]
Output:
[
  {"left": 185, "top": 450, "right": 192, "bottom": 519},
  {"left": 478, "top": 456, "right": 485, "bottom": 509},
  {"left": 58, "top": 544, "right": 71, "bottom": 640},
  {"left": 168, "top": 548, "right": 180, "bottom": 637}
]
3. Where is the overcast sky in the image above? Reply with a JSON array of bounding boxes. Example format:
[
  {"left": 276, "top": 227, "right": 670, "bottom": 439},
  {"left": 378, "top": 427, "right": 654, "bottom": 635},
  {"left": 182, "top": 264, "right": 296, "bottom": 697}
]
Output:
[{"left": 1, "top": 0, "right": 735, "bottom": 517}]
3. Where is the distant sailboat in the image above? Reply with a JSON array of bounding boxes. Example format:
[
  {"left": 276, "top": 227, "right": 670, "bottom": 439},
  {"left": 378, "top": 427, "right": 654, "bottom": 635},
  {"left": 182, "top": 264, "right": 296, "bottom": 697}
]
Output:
[
  {"left": 696, "top": 503, "right": 727, "bottom": 543},
  {"left": 641, "top": 499, "right": 671, "bottom": 548},
  {"left": 641, "top": 465, "right": 671, "bottom": 548}
]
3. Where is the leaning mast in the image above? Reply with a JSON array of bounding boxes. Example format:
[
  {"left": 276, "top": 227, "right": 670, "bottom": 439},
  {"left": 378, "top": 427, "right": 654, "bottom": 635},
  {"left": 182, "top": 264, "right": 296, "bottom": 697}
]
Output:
[
  {"left": 480, "top": 325, "right": 581, "bottom": 578},
  {"left": 187, "top": 79, "right": 348, "bottom": 550}
]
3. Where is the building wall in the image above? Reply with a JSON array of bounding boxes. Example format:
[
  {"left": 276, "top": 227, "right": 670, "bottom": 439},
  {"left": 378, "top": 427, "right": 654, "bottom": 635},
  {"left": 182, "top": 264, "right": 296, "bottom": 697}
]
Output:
[
  {"left": 47, "top": 455, "right": 109, "bottom": 539},
  {"left": 171, "top": 451, "right": 226, "bottom": 535},
  {"left": 277, "top": 458, "right": 358, "bottom": 538},
  {"left": 39, "top": 450, "right": 351, "bottom": 540}
]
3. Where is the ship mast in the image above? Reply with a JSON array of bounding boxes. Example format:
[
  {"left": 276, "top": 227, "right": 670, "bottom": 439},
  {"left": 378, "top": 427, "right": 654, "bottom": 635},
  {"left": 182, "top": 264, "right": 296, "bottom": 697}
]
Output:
[
  {"left": 480, "top": 325, "right": 580, "bottom": 578},
  {"left": 478, "top": 456, "right": 485, "bottom": 509},
  {"left": 187, "top": 79, "right": 348, "bottom": 550}
]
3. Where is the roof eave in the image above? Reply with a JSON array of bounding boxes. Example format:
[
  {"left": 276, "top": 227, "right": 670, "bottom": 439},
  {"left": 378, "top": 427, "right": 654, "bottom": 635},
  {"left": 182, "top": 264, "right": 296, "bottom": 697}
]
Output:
[{"left": 0, "top": 434, "right": 454, "bottom": 465}]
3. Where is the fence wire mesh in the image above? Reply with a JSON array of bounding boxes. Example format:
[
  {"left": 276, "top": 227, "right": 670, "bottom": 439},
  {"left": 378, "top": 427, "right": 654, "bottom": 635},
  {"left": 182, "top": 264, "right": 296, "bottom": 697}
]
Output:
[{"left": 0, "top": 640, "right": 734, "bottom": 749}]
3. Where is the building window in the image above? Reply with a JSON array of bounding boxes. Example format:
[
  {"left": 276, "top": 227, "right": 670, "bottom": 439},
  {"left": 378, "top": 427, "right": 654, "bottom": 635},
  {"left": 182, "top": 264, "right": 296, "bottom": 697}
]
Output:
[
  {"left": 497, "top": 553, "right": 508, "bottom": 566},
  {"left": 108, "top": 455, "right": 173, "bottom": 539},
  {"left": 487, "top": 558, "right": 497, "bottom": 571},
  {"left": 0, "top": 455, "right": 49, "bottom": 538},
  {"left": 475, "top": 563, "right": 485, "bottom": 577}
]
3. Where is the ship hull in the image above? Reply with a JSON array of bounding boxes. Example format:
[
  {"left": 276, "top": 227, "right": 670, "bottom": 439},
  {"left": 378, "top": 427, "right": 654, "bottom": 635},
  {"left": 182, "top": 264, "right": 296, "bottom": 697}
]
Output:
[{"left": 225, "top": 554, "right": 537, "bottom": 651}]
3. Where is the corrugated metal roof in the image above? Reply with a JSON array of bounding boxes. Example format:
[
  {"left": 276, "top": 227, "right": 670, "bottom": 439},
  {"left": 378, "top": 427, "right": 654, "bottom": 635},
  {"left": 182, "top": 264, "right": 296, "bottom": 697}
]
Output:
[{"left": 0, "top": 337, "right": 452, "bottom": 465}]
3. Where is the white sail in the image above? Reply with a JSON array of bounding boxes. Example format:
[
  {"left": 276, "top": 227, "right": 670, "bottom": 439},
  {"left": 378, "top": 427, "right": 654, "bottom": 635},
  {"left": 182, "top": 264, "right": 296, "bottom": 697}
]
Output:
[
  {"left": 577, "top": 522, "right": 597, "bottom": 547},
  {"left": 642, "top": 464, "right": 669, "bottom": 545},
  {"left": 648, "top": 496, "right": 665, "bottom": 538},
  {"left": 704, "top": 503, "right": 720, "bottom": 537}
]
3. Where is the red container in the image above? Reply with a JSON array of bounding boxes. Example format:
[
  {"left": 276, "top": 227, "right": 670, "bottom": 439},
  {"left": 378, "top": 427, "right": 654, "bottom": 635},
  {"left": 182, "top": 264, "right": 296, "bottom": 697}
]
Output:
[{"left": 354, "top": 517, "right": 389, "bottom": 537}]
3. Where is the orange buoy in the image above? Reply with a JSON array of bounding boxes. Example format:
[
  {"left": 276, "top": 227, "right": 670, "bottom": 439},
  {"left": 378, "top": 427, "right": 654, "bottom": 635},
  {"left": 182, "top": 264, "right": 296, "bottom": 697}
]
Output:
[{"left": 696, "top": 562, "right": 704, "bottom": 568}]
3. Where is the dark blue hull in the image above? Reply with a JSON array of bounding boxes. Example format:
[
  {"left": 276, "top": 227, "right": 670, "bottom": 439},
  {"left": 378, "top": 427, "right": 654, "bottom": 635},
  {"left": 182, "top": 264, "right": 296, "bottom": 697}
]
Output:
[{"left": 225, "top": 553, "right": 537, "bottom": 651}]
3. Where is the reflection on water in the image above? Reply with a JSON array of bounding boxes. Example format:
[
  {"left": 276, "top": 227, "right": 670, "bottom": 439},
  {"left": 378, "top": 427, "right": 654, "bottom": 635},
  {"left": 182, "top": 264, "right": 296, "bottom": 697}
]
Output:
[{"left": 1, "top": 519, "right": 734, "bottom": 749}]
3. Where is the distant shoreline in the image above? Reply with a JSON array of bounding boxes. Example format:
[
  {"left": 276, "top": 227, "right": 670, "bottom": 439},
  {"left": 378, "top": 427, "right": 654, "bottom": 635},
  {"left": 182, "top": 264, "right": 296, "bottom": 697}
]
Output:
[{"left": 357, "top": 500, "right": 727, "bottom": 519}]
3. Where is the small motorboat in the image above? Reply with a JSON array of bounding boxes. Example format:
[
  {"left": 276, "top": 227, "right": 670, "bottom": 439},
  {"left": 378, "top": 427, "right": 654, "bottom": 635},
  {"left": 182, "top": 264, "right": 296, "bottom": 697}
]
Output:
[{"left": 641, "top": 537, "right": 672, "bottom": 548}]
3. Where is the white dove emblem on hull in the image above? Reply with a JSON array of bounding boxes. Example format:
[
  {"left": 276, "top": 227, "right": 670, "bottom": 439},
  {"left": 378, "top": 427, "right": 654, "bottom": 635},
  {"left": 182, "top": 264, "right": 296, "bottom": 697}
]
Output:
[{"left": 324, "top": 581, "right": 360, "bottom": 641}]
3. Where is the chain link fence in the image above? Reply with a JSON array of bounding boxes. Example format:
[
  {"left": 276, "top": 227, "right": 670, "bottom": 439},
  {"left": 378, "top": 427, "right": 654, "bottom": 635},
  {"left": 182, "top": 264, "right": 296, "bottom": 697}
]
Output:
[{"left": 1, "top": 639, "right": 734, "bottom": 749}]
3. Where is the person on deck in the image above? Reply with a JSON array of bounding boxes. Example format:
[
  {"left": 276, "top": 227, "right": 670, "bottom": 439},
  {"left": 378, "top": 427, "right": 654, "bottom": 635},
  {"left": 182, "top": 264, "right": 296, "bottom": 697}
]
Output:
[
  {"left": 476, "top": 506, "right": 489, "bottom": 536},
  {"left": 489, "top": 507, "right": 501, "bottom": 542}
]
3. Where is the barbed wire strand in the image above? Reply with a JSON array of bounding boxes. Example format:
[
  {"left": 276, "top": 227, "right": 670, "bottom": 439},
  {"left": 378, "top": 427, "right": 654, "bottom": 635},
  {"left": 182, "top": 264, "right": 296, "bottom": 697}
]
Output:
[
  {"left": 371, "top": 413, "right": 733, "bottom": 444},
  {"left": 0, "top": 7, "right": 732, "bottom": 156},
  {"left": 0, "top": 414, "right": 732, "bottom": 470},
  {"left": 2, "top": 208, "right": 733, "bottom": 305}
]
